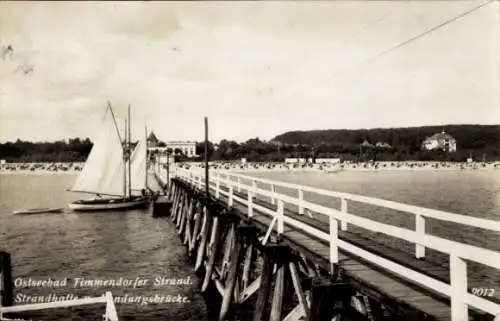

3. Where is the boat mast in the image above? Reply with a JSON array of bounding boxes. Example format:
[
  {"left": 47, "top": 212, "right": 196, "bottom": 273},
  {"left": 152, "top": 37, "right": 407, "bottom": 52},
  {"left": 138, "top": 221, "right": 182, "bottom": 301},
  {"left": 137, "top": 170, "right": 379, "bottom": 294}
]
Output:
[
  {"left": 166, "top": 143, "right": 169, "bottom": 188},
  {"left": 128, "top": 105, "right": 132, "bottom": 199},
  {"left": 107, "top": 101, "right": 127, "bottom": 199},
  {"left": 124, "top": 119, "right": 128, "bottom": 199},
  {"left": 145, "top": 126, "right": 148, "bottom": 193},
  {"left": 204, "top": 117, "right": 209, "bottom": 200}
]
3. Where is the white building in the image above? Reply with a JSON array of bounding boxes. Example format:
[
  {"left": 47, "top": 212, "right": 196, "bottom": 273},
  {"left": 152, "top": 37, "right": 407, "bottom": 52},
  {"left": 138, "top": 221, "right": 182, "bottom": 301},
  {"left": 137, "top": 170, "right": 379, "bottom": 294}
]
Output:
[
  {"left": 146, "top": 131, "right": 198, "bottom": 158},
  {"left": 421, "top": 131, "right": 457, "bottom": 152},
  {"left": 148, "top": 147, "right": 175, "bottom": 164},
  {"left": 315, "top": 158, "right": 341, "bottom": 164},
  {"left": 285, "top": 158, "right": 310, "bottom": 164},
  {"left": 167, "top": 141, "right": 197, "bottom": 157}
]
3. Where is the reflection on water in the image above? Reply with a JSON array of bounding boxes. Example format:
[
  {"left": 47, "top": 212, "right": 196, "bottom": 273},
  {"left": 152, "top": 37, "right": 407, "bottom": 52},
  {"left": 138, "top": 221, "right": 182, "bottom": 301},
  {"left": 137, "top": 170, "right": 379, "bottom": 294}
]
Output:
[{"left": 0, "top": 173, "right": 208, "bottom": 320}]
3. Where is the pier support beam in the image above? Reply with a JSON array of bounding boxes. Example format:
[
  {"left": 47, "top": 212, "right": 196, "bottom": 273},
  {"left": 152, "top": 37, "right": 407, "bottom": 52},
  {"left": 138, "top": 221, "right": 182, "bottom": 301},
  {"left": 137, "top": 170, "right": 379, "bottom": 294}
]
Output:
[
  {"left": 170, "top": 178, "right": 376, "bottom": 321},
  {"left": 308, "top": 277, "right": 356, "bottom": 321},
  {"left": 253, "top": 243, "right": 291, "bottom": 321},
  {"left": 253, "top": 248, "right": 274, "bottom": 321},
  {"left": 189, "top": 204, "right": 203, "bottom": 254},
  {"left": 202, "top": 212, "right": 229, "bottom": 292},
  {"left": 195, "top": 203, "right": 213, "bottom": 272},
  {"left": 152, "top": 195, "right": 172, "bottom": 217},
  {"left": 219, "top": 225, "right": 251, "bottom": 321},
  {"left": 270, "top": 261, "right": 285, "bottom": 321}
]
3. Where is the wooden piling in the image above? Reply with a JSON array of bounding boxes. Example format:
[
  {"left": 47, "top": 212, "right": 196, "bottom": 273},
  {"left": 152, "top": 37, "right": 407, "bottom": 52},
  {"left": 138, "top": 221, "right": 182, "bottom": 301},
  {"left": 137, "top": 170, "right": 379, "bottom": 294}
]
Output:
[
  {"left": 171, "top": 186, "right": 181, "bottom": 222},
  {"left": 253, "top": 256, "right": 273, "bottom": 321},
  {"left": 176, "top": 193, "right": 186, "bottom": 228},
  {"left": 189, "top": 208, "right": 202, "bottom": 254},
  {"left": 289, "top": 261, "right": 310, "bottom": 319},
  {"left": 269, "top": 262, "right": 285, "bottom": 321},
  {"left": 181, "top": 197, "right": 195, "bottom": 243},
  {"left": 202, "top": 215, "right": 225, "bottom": 292},
  {"left": 0, "top": 251, "right": 13, "bottom": 307},
  {"left": 308, "top": 277, "right": 355, "bottom": 321},
  {"left": 241, "top": 243, "right": 254, "bottom": 290},
  {"left": 179, "top": 196, "right": 192, "bottom": 237},
  {"left": 152, "top": 195, "right": 172, "bottom": 217},
  {"left": 219, "top": 228, "right": 245, "bottom": 321},
  {"left": 195, "top": 206, "right": 212, "bottom": 272},
  {"left": 220, "top": 222, "right": 235, "bottom": 279}
]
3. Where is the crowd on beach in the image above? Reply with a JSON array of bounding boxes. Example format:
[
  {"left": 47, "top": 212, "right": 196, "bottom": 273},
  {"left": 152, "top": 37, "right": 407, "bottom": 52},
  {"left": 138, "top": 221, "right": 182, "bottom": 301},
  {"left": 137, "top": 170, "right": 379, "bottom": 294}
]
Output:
[
  {"left": 2, "top": 160, "right": 500, "bottom": 174},
  {"left": 0, "top": 162, "right": 84, "bottom": 173},
  {"left": 177, "top": 160, "right": 500, "bottom": 172}
]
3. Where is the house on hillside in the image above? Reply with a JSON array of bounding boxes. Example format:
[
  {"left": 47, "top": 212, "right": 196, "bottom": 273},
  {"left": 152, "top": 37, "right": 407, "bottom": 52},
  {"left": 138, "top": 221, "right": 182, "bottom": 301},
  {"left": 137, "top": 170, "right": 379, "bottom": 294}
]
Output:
[
  {"left": 421, "top": 131, "right": 457, "bottom": 152},
  {"left": 361, "top": 140, "right": 374, "bottom": 148},
  {"left": 375, "top": 142, "right": 392, "bottom": 149}
]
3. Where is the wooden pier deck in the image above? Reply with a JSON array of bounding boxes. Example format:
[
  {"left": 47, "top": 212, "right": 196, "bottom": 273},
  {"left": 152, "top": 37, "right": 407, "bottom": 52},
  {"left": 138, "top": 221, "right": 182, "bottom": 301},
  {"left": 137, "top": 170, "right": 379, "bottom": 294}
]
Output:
[{"left": 155, "top": 167, "right": 500, "bottom": 321}]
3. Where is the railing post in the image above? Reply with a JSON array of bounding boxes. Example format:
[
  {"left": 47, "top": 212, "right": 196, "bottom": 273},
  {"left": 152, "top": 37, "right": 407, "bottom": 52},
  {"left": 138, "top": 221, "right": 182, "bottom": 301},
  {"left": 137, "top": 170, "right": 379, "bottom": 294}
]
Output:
[
  {"left": 415, "top": 214, "right": 426, "bottom": 259},
  {"left": 247, "top": 190, "right": 253, "bottom": 218},
  {"left": 298, "top": 189, "right": 304, "bottom": 215},
  {"left": 340, "top": 198, "right": 348, "bottom": 231},
  {"left": 237, "top": 177, "right": 241, "bottom": 193},
  {"left": 215, "top": 174, "right": 220, "bottom": 199},
  {"left": 252, "top": 180, "right": 257, "bottom": 197},
  {"left": 450, "top": 255, "right": 468, "bottom": 321},
  {"left": 228, "top": 185, "right": 234, "bottom": 208},
  {"left": 329, "top": 216, "right": 339, "bottom": 273},
  {"left": 270, "top": 184, "right": 276, "bottom": 205},
  {"left": 276, "top": 200, "right": 284, "bottom": 235}
]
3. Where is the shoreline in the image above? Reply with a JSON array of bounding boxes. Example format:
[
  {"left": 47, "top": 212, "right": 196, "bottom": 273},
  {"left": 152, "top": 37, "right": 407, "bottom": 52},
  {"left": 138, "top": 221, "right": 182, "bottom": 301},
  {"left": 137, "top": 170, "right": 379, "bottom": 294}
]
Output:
[
  {"left": 0, "top": 170, "right": 78, "bottom": 175},
  {"left": 230, "top": 166, "right": 499, "bottom": 173},
  {"left": 2, "top": 161, "right": 499, "bottom": 175},
  {"left": 183, "top": 161, "right": 500, "bottom": 173}
]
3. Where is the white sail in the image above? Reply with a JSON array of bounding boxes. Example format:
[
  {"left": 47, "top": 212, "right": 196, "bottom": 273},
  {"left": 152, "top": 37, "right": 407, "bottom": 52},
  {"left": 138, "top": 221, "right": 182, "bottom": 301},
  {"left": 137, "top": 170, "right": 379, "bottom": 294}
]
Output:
[
  {"left": 71, "top": 109, "right": 125, "bottom": 197},
  {"left": 128, "top": 134, "right": 148, "bottom": 196}
]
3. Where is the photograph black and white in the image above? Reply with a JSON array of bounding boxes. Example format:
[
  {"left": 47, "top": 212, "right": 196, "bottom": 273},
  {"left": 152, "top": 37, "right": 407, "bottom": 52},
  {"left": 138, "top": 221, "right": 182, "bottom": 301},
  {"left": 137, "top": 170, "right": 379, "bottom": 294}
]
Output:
[{"left": 0, "top": 1, "right": 499, "bottom": 320}]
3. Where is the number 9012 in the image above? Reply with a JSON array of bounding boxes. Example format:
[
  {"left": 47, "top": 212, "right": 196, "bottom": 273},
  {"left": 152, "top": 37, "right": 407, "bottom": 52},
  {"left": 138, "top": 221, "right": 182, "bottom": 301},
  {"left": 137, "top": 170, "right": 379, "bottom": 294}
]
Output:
[{"left": 471, "top": 288, "right": 495, "bottom": 297}]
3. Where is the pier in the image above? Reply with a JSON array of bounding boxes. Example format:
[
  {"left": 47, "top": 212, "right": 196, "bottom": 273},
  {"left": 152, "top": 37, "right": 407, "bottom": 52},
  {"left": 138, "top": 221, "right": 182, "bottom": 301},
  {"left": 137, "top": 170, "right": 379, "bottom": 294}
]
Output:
[{"left": 154, "top": 166, "right": 500, "bottom": 321}]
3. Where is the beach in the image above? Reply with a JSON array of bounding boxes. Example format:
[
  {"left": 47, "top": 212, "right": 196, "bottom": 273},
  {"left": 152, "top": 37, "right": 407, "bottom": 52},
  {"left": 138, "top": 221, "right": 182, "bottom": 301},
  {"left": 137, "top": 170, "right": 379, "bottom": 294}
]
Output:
[
  {"left": 177, "top": 160, "right": 500, "bottom": 173},
  {"left": 4, "top": 160, "right": 499, "bottom": 175}
]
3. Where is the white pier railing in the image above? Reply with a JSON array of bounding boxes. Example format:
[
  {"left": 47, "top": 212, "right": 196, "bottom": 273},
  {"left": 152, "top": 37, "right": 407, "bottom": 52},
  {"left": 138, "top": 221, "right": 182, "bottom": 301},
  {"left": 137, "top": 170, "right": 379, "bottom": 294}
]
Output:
[
  {"left": 170, "top": 167, "right": 500, "bottom": 321},
  {"left": 0, "top": 291, "right": 119, "bottom": 321}
]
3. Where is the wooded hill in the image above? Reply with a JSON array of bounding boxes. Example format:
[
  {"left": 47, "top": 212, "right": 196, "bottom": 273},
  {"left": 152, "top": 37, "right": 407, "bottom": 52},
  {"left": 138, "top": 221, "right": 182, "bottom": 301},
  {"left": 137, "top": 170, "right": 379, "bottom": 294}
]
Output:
[{"left": 269, "top": 125, "right": 500, "bottom": 161}]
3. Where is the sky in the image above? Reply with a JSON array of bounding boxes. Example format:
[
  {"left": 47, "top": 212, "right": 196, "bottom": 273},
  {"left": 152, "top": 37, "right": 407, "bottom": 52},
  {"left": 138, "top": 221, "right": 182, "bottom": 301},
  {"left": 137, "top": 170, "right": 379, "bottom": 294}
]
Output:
[{"left": 0, "top": 1, "right": 498, "bottom": 143}]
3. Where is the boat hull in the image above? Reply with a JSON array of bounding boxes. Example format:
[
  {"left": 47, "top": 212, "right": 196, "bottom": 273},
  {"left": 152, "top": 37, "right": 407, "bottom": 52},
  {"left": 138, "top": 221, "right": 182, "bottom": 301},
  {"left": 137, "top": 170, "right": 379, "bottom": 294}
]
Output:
[
  {"left": 14, "top": 208, "right": 64, "bottom": 215},
  {"left": 68, "top": 197, "right": 148, "bottom": 212}
]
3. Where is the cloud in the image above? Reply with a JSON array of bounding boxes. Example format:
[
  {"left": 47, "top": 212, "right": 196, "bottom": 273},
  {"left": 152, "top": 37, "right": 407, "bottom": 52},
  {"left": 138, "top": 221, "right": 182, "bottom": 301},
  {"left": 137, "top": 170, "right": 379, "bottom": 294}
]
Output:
[{"left": 0, "top": 1, "right": 498, "bottom": 143}]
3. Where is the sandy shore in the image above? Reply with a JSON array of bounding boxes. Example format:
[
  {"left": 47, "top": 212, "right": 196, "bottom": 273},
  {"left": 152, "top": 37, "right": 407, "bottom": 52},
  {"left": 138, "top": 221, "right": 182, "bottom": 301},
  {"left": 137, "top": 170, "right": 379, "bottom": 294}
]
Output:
[
  {"left": 182, "top": 161, "right": 500, "bottom": 173},
  {"left": 0, "top": 170, "right": 79, "bottom": 175},
  {"left": 2, "top": 161, "right": 499, "bottom": 174},
  {"left": 0, "top": 162, "right": 84, "bottom": 174}
]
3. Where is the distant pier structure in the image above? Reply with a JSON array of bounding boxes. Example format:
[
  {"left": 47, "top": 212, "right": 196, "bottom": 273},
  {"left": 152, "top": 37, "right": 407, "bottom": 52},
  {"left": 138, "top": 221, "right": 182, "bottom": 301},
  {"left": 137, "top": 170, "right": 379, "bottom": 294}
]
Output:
[
  {"left": 153, "top": 166, "right": 500, "bottom": 321},
  {"left": 147, "top": 131, "right": 198, "bottom": 157}
]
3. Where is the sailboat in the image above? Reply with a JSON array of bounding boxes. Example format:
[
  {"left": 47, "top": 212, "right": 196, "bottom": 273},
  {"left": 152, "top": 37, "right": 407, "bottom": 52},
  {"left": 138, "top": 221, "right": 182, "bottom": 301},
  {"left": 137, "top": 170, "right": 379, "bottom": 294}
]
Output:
[{"left": 68, "top": 104, "right": 149, "bottom": 212}]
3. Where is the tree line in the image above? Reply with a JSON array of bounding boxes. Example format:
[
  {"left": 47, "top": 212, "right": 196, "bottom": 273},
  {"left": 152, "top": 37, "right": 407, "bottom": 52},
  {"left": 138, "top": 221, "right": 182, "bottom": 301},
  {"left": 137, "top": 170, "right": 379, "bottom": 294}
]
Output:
[
  {"left": 1, "top": 125, "right": 499, "bottom": 163},
  {"left": 0, "top": 138, "right": 93, "bottom": 162},
  {"left": 189, "top": 125, "right": 500, "bottom": 162}
]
